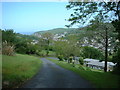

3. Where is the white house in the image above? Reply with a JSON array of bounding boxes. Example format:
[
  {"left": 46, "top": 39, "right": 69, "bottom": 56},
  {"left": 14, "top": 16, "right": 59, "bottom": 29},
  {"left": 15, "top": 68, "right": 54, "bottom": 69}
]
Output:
[{"left": 84, "top": 59, "right": 116, "bottom": 71}]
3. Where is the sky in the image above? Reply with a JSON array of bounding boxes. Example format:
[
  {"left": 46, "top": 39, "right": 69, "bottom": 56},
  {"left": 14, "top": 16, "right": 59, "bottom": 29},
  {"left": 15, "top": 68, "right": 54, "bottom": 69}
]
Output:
[{"left": 1, "top": 2, "right": 75, "bottom": 34}]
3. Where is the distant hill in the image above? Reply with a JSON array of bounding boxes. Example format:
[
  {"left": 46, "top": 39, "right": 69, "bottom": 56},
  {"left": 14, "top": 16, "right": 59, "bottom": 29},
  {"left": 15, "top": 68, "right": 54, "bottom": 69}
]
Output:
[
  {"left": 33, "top": 28, "right": 79, "bottom": 35},
  {"left": 32, "top": 27, "right": 89, "bottom": 39},
  {"left": 16, "top": 27, "right": 89, "bottom": 41}
]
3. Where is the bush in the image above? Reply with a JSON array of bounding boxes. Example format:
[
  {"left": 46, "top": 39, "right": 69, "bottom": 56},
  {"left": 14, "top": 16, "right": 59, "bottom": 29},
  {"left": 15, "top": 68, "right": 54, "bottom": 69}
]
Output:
[
  {"left": 58, "top": 55, "right": 63, "bottom": 61},
  {"left": 64, "top": 57, "right": 68, "bottom": 61},
  {"left": 69, "top": 56, "right": 73, "bottom": 63},
  {"left": 79, "top": 57, "right": 84, "bottom": 65},
  {"left": 112, "top": 49, "right": 120, "bottom": 75},
  {"left": 81, "top": 46, "right": 104, "bottom": 60},
  {"left": 2, "top": 41, "right": 15, "bottom": 56}
]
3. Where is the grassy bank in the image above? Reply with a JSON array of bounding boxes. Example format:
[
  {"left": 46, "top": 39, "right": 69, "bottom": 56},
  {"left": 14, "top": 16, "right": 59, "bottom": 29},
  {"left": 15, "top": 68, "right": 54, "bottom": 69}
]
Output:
[
  {"left": 47, "top": 58, "right": 119, "bottom": 88},
  {"left": 2, "top": 54, "right": 42, "bottom": 88}
]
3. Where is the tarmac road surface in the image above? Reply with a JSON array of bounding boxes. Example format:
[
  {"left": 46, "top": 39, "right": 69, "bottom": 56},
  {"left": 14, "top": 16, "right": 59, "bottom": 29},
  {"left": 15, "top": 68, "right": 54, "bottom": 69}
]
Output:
[{"left": 22, "top": 58, "right": 94, "bottom": 88}]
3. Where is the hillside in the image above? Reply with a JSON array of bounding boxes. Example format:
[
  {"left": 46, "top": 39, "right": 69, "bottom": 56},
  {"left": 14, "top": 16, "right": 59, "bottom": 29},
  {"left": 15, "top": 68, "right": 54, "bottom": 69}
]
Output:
[
  {"left": 16, "top": 33, "right": 40, "bottom": 40},
  {"left": 33, "top": 28, "right": 79, "bottom": 35},
  {"left": 32, "top": 27, "right": 89, "bottom": 40},
  {"left": 16, "top": 26, "right": 89, "bottom": 41}
]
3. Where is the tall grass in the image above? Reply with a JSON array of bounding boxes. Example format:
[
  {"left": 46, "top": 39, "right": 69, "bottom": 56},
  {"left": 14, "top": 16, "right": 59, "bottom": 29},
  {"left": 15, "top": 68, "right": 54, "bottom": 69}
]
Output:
[
  {"left": 2, "top": 54, "right": 42, "bottom": 88},
  {"left": 2, "top": 41, "right": 15, "bottom": 56},
  {"left": 47, "top": 58, "right": 119, "bottom": 88}
]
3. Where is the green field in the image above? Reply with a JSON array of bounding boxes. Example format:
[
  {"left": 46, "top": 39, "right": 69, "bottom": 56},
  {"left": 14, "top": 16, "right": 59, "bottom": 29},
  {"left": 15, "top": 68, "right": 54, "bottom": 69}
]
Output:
[
  {"left": 47, "top": 58, "right": 119, "bottom": 88},
  {"left": 2, "top": 54, "right": 42, "bottom": 88}
]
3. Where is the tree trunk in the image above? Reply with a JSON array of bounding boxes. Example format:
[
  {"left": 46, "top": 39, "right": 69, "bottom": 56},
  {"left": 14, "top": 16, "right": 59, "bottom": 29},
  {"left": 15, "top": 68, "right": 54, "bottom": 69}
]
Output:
[
  {"left": 46, "top": 40, "right": 49, "bottom": 56},
  {"left": 104, "top": 27, "right": 108, "bottom": 72}
]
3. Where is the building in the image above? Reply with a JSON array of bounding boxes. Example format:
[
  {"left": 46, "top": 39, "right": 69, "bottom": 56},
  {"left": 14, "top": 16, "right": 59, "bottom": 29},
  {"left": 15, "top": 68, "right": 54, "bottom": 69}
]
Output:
[{"left": 84, "top": 59, "right": 116, "bottom": 71}]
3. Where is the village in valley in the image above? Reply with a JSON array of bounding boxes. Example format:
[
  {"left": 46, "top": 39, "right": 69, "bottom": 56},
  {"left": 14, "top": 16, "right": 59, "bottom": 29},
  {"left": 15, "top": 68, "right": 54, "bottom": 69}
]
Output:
[{"left": 1, "top": 0, "right": 120, "bottom": 89}]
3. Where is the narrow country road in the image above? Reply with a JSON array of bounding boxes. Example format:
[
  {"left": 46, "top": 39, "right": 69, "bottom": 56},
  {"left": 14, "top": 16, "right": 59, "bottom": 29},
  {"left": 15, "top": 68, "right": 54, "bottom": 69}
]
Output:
[{"left": 22, "top": 58, "right": 94, "bottom": 88}]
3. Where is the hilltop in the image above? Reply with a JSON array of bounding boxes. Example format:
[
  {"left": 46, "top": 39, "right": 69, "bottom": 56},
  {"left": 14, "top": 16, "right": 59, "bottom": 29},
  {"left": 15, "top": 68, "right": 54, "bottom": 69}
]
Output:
[{"left": 33, "top": 28, "right": 80, "bottom": 35}]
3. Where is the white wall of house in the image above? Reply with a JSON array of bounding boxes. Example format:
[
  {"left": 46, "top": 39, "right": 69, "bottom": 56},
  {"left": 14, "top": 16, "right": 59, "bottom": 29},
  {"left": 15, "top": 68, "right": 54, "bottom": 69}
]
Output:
[{"left": 83, "top": 59, "right": 116, "bottom": 71}]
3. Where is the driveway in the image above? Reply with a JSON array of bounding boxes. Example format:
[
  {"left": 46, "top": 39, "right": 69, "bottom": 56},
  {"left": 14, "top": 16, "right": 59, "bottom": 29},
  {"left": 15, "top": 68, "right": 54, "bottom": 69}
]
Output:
[{"left": 22, "top": 58, "right": 94, "bottom": 88}]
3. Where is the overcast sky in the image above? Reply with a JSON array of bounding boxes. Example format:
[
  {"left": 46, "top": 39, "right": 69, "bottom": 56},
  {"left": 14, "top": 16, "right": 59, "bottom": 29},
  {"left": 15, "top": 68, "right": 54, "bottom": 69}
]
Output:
[{"left": 1, "top": 2, "right": 75, "bottom": 34}]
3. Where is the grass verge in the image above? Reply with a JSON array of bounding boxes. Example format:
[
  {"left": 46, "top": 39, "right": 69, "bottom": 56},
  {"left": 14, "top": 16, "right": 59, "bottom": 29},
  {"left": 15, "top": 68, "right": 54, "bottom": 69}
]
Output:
[
  {"left": 47, "top": 58, "right": 119, "bottom": 88},
  {"left": 2, "top": 54, "right": 42, "bottom": 88}
]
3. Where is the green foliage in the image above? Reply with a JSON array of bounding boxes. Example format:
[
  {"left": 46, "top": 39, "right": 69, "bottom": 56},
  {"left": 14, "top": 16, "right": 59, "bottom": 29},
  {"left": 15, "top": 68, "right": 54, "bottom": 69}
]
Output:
[
  {"left": 1, "top": 29, "right": 42, "bottom": 55},
  {"left": 2, "top": 29, "right": 16, "bottom": 44},
  {"left": 66, "top": 2, "right": 120, "bottom": 72},
  {"left": 108, "top": 55, "right": 113, "bottom": 62},
  {"left": 16, "top": 33, "right": 39, "bottom": 41},
  {"left": 64, "top": 57, "right": 68, "bottom": 61},
  {"left": 53, "top": 40, "right": 80, "bottom": 59},
  {"left": 66, "top": 2, "right": 120, "bottom": 27},
  {"left": 38, "top": 50, "right": 55, "bottom": 57},
  {"left": 2, "top": 54, "right": 42, "bottom": 88},
  {"left": 112, "top": 48, "right": 120, "bottom": 75},
  {"left": 69, "top": 56, "right": 73, "bottom": 63},
  {"left": 58, "top": 55, "right": 64, "bottom": 61},
  {"left": 112, "top": 20, "right": 120, "bottom": 41},
  {"left": 15, "top": 40, "right": 37, "bottom": 55},
  {"left": 81, "top": 46, "right": 104, "bottom": 60},
  {"left": 41, "top": 32, "right": 53, "bottom": 56},
  {"left": 15, "top": 39, "right": 28, "bottom": 54},
  {"left": 79, "top": 57, "right": 84, "bottom": 65}
]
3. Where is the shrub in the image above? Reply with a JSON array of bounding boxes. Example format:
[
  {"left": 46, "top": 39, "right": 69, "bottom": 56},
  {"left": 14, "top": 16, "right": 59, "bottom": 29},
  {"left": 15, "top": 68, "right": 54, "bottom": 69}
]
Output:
[
  {"left": 69, "top": 56, "right": 73, "bottom": 63},
  {"left": 79, "top": 57, "right": 84, "bottom": 65},
  {"left": 2, "top": 41, "right": 15, "bottom": 56},
  {"left": 58, "top": 55, "right": 63, "bottom": 61},
  {"left": 81, "top": 46, "right": 104, "bottom": 60},
  {"left": 112, "top": 49, "right": 120, "bottom": 75},
  {"left": 64, "top": 57, "right": 68, "bottom": 61}
]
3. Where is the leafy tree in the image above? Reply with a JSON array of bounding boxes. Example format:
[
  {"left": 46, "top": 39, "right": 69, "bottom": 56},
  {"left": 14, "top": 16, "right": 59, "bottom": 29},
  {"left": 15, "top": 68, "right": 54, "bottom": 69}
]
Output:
[
  {"left": 66, "top": 1, "right": 120, "bottom": 72},
  {"left": 15, "top": 39, "right": 29, "bottom": 54},
  {"left": 53, "top": 41, "right": 69, "bottom": 57},
  {"left": 53, "top": 40, "right": 80, "bottom": 60},
  {"left": 2, "top": 29, "right": 16, "bottom": 44},
  {"left": 0, "top": 30, "right": 2, "bottom": 54},
  {"left": 87, "top": 20, "right": 117, "bottom": 72},
  {"left": 69, "top": 55, "right": 73, "bottom": 63},
  {"left": 81, "top": 46, "right": 104, "bottom": 60},
  {"left": 66, "top": 1, "right": 120, "bottom": 27},
  {"left": 41, "top": 32, "right": 53, "bottom": 56},
  {"left": 112, "top": 49, "right": 120, "bottom": 74},
  {"left": 79, "top": 57, "right": 84, "bottom": 65},
  {"left": 1, "top": 29, "right": 43, "bottom": 56}
]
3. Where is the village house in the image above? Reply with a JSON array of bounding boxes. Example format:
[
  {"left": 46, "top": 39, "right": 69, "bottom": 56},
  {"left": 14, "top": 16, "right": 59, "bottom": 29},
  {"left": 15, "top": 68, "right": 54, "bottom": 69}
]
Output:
[{"left": 84, "top": 59, "right": 116, "bottom": 71}]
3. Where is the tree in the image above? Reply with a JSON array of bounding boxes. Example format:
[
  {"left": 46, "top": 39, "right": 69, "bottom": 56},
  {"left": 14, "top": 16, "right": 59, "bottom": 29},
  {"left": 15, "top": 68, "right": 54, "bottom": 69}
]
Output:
[
  {"left": 41, "top": 32, "right": 53, "bottom": 56},
  {"left": 81, "top": 46, "right": 104, "bottom": 60},
  {"left": 66, "top": 1, "right": 120, "bottom": 27},
  {"left": 2, "top": 29, "right": 16, "bottom": 45},
  {"left": 87, "top": 19, "right": 117, "bottom": 72},
  {"left": 66, "top": 1, "right": 120, "bottom": 72},
  {"left": 112, "top": 49, "right": 120, "bottom": 74},
  {"left": 0, "top": 30, "right": 2, "bottom": 54},
  {"left": 53, "top": 40, "right": 80, "bottom": 60},
  {"left": 79, "top": 57, "right": 84, "bottom": 65}
]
